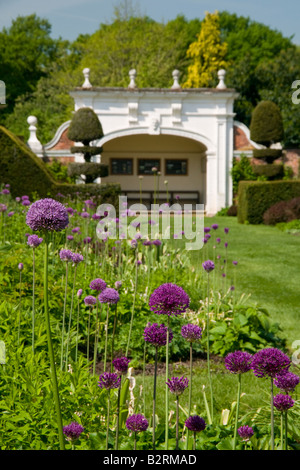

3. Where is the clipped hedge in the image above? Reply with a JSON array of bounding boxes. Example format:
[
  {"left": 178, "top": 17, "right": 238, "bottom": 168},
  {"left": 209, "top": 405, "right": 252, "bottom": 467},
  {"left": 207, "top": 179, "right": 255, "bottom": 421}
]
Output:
[
  {"left": 237, "top": 179, "right": 300, "bottom": 224},
  {"left": 252, "top": 163, "right": 284, "bottom": 179},
  {"left": 0, "top": 125, "right": 120, "bottom": 206}
]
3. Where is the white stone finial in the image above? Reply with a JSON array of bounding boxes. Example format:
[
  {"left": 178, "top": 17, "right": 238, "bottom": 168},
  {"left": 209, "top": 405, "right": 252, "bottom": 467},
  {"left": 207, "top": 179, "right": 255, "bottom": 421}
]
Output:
[
  {"left": 216, "top": 69, "right": 226, "bottom": 89},
  {"left": 128, "top": 69, "right": 137, "bottom": 89},
  {"left": 171, "top": 69, "right": 181, "bottom": 89},
  {"left": 82, "top": 68, "right": 92, "bottom": 88},
  {"left": 27, "top": 116, "right": 43, "bottom": 156}
]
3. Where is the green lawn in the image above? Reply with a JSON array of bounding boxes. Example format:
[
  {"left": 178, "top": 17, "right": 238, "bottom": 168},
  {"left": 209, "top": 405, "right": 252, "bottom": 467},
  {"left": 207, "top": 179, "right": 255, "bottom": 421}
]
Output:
[{"left": 198, "top": 216, "right": 300, "bottom": 350}]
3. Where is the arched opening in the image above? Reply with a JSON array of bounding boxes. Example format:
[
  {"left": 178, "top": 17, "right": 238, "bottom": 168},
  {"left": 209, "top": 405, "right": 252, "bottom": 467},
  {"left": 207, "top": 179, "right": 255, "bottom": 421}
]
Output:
[{"left": 101, "top": 133, "right": 207, "bottom": 207}]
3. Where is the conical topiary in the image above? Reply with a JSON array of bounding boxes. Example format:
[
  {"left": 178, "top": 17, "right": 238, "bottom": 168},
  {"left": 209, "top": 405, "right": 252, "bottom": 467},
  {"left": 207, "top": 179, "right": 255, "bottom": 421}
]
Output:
[{"left": 250, "top": 100, "right": 284, "bottom": 147}]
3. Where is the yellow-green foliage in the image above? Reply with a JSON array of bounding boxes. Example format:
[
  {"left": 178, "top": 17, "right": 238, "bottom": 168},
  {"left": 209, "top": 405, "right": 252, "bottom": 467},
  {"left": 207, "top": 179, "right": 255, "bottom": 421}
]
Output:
[{"left": 183, "top": 11, "right": 228, "bottom": 88}]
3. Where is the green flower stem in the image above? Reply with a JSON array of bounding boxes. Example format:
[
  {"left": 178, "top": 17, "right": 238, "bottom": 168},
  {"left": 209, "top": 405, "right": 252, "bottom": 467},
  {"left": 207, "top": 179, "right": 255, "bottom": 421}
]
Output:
[
  {"left": 134, "top": 432, "right": 137, "bottom": 451},
  {"left": 32, "top": 248, "right": 36, "bottom": 354},
  {"left": 106, "top": 389, "right": 111, "bottom": 450},
  {"left": 175, "top": 395, "right": 179, "bottom": 450},
  {"left": 17, "top": 269, "right": 22, "bottom": 346},
  {"left": 142, "top": 340, "right": 146, "bottom": 415},
  {"left": 281, "top": 412, "right": 284, "bottom": 450},
  {"left": 284, "top": 410, "right": 288, "bottom": 450},
  {"left": 206, "top": 273, "right": 213, "bottom": 422},
  {"left": 44, "top": 235, "right": 65, "bottom": 450},
  {"left": 75, "top": 296, "right": 80, "bottom": 363},
  {"left": 165, "top": 316, "right": 170, "bottom": 450},
  {"left": 60, "top": 261, "right": 69, "bottom": 370},
  {"left": 65, "top": 265, "right": 77, "bottom": 369},
  {"left": 126, "top": 247, "right": 138, "bottom": 357},
  {"left": 153, "top": 346, "right": 158, "bottom": 450},
  {"left": 93, "top": 302, "right": 100, "bottom": 375},
  {"left": 233, "top": 373, "right": 242, "bottom": 450},
  {"left": 271, "top": 378, "right": 274, "bottom": 450},
  {"left": 104, "top": 304, "right": 110, "bottom": 372},
  {"left": 87, "top": 306, "right": 92, "bottom": 363},
  {"left": 110, "top": 304, "right": 118, "bottom": 372},
  {"left": 193, "top": 431, "right": 196, "bottom": 451},
  {"left": 115, "top": 377, "right": 122, "bottom": 450},
  {"left": 186, "top": 342, "right": 193, "bottom": 450}
]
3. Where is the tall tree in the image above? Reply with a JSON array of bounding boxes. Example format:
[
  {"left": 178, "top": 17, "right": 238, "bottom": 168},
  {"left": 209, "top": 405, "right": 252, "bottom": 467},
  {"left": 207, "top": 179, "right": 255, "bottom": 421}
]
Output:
[{"left": 182, "top": 11, "right": 228, "bottom": 88}]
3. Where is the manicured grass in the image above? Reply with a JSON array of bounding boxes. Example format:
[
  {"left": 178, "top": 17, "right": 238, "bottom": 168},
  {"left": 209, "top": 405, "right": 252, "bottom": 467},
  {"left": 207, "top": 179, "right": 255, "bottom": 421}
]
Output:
[{"left": 198, "top": 216, "right": 300, "bottom": 350}]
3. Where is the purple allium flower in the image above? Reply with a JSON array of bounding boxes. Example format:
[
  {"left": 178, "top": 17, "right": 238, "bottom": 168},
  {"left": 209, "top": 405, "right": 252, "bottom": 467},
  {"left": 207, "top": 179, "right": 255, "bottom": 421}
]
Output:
[
  {"left": 251, "top": 348, "right": 291, "bottom": 379},
  {"left": 27, "top": 234, "right": 43, "bottom": 247},
  {"left": 225, "top": 351, "right": 253, "bottom": 374},
  {"left": 71, "top": 253, "right": 84, "bottom": 264},
  {"left": 211, "top": 224, "right": 219, "bottom": 230},
  {"left": 126, "top": 414, "right": 149, "bottom": 433},
  {"left": 98, "top": 287, "right": 120, "bottom": 304},
  {"left": 81, "top": 211, "right": 90, "bottom": 218},
  {"left": 84, "top": 295, "right": 97, "bottom": 306},
  {"left": 7, "top": 211, "right": 14, "bottom": 217},
  {"left": 113, "top": 357, "right": 131, "bottom": 374},
  {"left": 2, "top": 189, "right": 9, "bottom": 194},
  {"left": 202, "top": 260, "right": 215, "bottom": 273},
  {"left": 18, "top": 263, "right": 24, "bottom": 271},
  {"left": 274, "top": 372, "right": 300, "bottom": 393},
  {"left": 232, "top": 260, "right": 238, "bottom": 266},
  {"left": 149, "top": 283, "right": 190, "bottom": 317},
  {"left": 224, "top": 242, "right": 228, "bottom": 248},
  {"left": 166, "top": 376, "right": 189, "bottom": 395},
  {"left": 72, "top": 227, "right": 80, "bottom": 233},
  {"left": 22, "top": 199, "right": 31, "bottom": 206},
  {"left": 89, "top": 278, "right": 107, "bottom": 292},
  {"left": 273, "top": 394, "right": 295, "bottom": 411},
  {"left": 59, "top": 248, "right": 73, "bottom": 261},
  {"left": 15, "top": 197, "right": 21, "bottom": 202},
  {"left": 143, "top": 323, "right": 173, "bottom": 347},
  {"left": 83, "top": 236, "right": 92, "bottom": 244},
  {"left": 77, "top": 289, "right": 83, "bottom": 298},
  {"left": 216, "top": 238, "right": 221, "bottom": 244},
  {"left": 181, "top": 324, "right": 202, "bottom": 343},
  {"left": 185, "top": 415, "right": 206, "bottom": 433},
  {"left": 238, "top": 425, "right": 254, "bottom": 442},
  {"left": 152, "top": 239, "right": 162, "bottom": 246},
  {"left": 115, "top": 281, "right": 122, "bottom": 290},
  {"left": 63, "top": 421, "right": 84, "bottom": 442},
  {"left": 26, "top": 198, "right": 69, "bottom": 232},
  {"left": 204, "top": 227, "right": 211, "bottom": 233},
  {"left": 67, "top": 235, "right": 74, "bottom": 241},
  {"left": 224, "top": 227, "right": 229, "bottom": 234},
  {"left": 0, "top": 203, "right": 7, "bottom": 212},
  {"left": 98, "top": 372, "right": 121, "bottom": 390}
]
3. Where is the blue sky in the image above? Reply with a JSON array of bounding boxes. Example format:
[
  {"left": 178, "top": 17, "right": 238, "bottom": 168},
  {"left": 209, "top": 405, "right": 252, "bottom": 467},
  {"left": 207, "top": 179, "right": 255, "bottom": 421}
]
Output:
[{"left": 0, "top": 0, "right": 299, "bottom": 45}]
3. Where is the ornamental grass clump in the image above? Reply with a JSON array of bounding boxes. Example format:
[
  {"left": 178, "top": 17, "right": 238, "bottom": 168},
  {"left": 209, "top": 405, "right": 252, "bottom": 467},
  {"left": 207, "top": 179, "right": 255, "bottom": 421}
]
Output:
[
  {"left": 26, "top": 198, "right": 69, "bottom": 450},
  {"left": 225, "top": 350, "right": 253, "bottom": 449},
  {"left": 144, "top": 322, "right": 173, "bottom": 449},
  {"left": 251, "top": 347, "right": 291, "bottom": 450},
  {"left": 149, "top": 283, "right": 190, "bottom": 450}
]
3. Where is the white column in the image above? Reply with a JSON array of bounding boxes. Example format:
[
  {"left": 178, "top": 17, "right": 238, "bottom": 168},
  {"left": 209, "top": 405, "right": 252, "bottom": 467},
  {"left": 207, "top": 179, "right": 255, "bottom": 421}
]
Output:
[
  {"left": 205, "top": 151, "right": 218, "bottom": 215},
  {"left": 216, "top": 117, "right": 227, "bottom": 211}
]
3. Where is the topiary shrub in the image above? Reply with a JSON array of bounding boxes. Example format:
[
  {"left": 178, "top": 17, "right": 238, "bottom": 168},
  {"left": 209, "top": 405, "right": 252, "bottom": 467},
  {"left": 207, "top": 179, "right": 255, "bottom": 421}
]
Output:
[
  {"left": 0, "top": 125, "right": 120, "bottom": 206},
  {"left": 250, "top": 100, "right": 284, "bottom": 148},
  {"left": 252, "top": 163, "right": 284, "bottom": 180},
  {"left": 252, "top": 148, "right": 283, "bottom": 164},
  {"left": 67, "top": 162, "right": 109, "bottom": 181},
  {"left": 237, "top": 180, "right": 300, "bottom": 224},
  {"left": 67, "top": 107, "right": 108, "bottom": 183}
]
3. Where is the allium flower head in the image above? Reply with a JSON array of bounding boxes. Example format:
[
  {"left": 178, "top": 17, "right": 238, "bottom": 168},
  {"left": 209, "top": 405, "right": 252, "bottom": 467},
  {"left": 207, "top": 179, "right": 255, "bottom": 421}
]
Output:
[
  {"left": 18, "top": 263, "right": 24, "bottom": 271},
  {"left": 149, "top": 283, "right": 190, "bottom": 317},
  {"left": 126, "top": 414, "right": 149, "bottom": 433},
  {"left": 71, "top": 252, "right": 84, "bottom": 264},
  {"left": 63, "top": 421, "right": 84, "bottom": 442},
  {"left": 181, "top": 324, "right": 202, "bottom": 343},
  {"left": 0, "top": 203, "right": 7, "bottom": 212},
  {"left": 274, "top": 371, "right": 300, "bottom": 393},
  {"left": 98, "top": 372, "right": 121, "bottom": 390},
  {"left": 89, "top": 278, "right": 107, "bottom": 292},
  {"left": 211, "top": 224, "right": 219, "bottom": 230},
  {"left": 59, "top": 248, "right": 73, "bottom": 261},
  {"left": 251, "top": 348, "right": 291, "bottom": 378},
  {"left": 273, "top": 393, "right": 295, "bottom": 411},
  {"left": 113, "top": 357, "right": 131, "bottom": 374},
  {"left": 115, "top": 281, "right": 122, "bottom": 290},
  {"left": 185, "top": 415, "right": 206, "bottom": 433},
  {"left": 202, "top": 260, "right": 215, "bottom": 273},
  {"left": 98, "top": 287, "right": 120, "bottom": 304},
  {"left": 166, "top": 376, "right": 189, "bottom": 395},
  {"left": 143, "top": 323, "right": 173, "bottom": 347},
  {"left": 26, "top": 198, "right": 69, "bottom": 232},
  {"left": 77, "top": 289, "right": 83, "bottom": 298},
  {"left": 238, "top": 425, "right": 253, "bottom": 442},
  {"left": 84, "top": 295, "right": 97, "bottom": 306},
  {"left": 225, "top": 351, "right": 253, "bottom": 374},
  {"left": 27, "top": 234, "right": 43, "bottom": 247}
]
